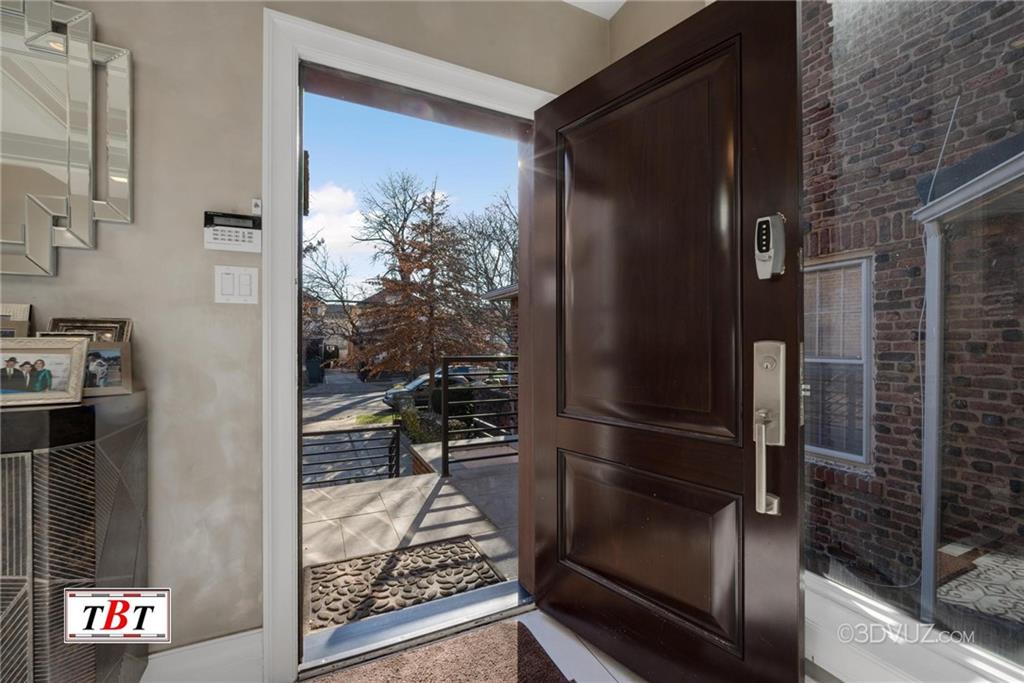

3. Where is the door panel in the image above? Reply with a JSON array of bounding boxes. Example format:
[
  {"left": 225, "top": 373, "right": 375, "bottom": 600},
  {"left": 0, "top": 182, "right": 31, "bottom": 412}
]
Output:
[
  {"left": 560, "top": 46, "right": 739, "bottom": 440},
  {"left": 530, "top": 2, "right": 801, "bottom": 682},
  {"left": 560, "top": 450, "right": 741, "bottom": 647}
]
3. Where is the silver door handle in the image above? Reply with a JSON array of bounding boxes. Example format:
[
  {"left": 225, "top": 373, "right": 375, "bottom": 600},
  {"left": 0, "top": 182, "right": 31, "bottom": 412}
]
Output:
[
  {"left": 754, "top": 410, "right": 781, "bottom": 516},
  {"left": 753, "top": 341, "right": 785, "bottom": 516}
]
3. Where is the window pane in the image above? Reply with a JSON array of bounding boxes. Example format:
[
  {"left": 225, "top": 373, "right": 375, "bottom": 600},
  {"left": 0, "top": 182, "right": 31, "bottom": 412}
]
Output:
[
  {"left": 805, "top": 362, "right": 864, "bottom": 456},
  {"left": 841, "top": 265, "right": 862, "bottom": 359},
  {"left": 804, "top": 271, "right": 819, "bottom": 356},
  {"left": 805, "top": 263, "right": 864, "bottom": 360},
  {"left": 816, "top": 268, "right": 843, "bottom": 357}
]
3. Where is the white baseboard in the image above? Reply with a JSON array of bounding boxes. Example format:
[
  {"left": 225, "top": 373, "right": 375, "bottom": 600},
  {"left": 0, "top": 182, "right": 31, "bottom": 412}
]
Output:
[{"left": 142, "top": 629, "right": 263, "bottom": 683}]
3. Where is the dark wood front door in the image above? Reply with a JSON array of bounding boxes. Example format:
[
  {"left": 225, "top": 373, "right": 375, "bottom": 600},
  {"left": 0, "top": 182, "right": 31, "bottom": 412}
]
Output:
[{"left": 528, "top": 2, "right": 801, "bottom": 681}]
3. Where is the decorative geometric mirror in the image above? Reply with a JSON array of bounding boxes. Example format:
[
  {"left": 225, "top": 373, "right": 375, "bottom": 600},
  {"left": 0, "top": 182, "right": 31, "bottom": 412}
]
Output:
[{"left": 1, "top": 0, "right": 132, "bottom": 276}]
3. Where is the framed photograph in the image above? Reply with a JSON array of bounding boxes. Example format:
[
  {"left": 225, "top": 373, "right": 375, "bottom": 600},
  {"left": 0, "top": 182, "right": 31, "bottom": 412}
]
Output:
[
  {"left": 1, "top": 321, "right": 30, "bottom": 338},
  {"left": 37, "top": 331, "right": 98, "bottom": 340},
  {"left": 83, "top": 342, "right": 133, "bottom": 397},
  {"left": 0, "top": 337, "right": 88, "bottom": 406},
  {"left": 0, "top": 303, "right": 31, "bottom": 321},
  {"left": 49, "top": 317, "right": 133, "bottom": 343}
]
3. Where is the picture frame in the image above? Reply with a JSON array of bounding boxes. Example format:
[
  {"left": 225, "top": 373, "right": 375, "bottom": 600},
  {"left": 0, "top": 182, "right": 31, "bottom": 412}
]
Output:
[
  {"left": 1, "top": 321, "right": 30, "bottom": 338},
  {"left": 83, "top": 342, "right": 133, "bottom": 397},
  {"left": 37, "top": 331, "right": 98, "bottom": 340},
  {"left": 0, "top": 337, "right": 88, "bottom": 406},
  {"left": 0, "top": 303, "right": 31, "bottom": 321},
  {"left": 49, "top": 317, "right": 133, "bottom": 343}
]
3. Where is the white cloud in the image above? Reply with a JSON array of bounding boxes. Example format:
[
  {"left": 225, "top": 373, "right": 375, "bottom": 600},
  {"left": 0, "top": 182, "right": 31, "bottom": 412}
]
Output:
[
  {"left": 304, "top": 182, "right": 369, "bottom": 256},
  {"left": 304, "top": 182, "right": 382, "bottom": 287}
]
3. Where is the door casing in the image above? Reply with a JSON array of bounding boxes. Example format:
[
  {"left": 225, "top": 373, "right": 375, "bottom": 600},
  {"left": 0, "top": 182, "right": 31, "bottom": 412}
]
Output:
[{"left": 261, "top": 10, "right": 554, "bottom": 680}]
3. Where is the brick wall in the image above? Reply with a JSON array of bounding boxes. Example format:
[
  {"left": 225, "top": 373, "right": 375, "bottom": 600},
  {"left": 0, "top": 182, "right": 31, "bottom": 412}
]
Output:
[{"left": 801, "top": 0, "right": 1024, "bottom": 608}]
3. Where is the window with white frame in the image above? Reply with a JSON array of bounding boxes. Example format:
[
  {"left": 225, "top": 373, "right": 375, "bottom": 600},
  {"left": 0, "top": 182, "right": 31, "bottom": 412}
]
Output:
[{"left": 804, "top": 257, "right": 872, "bottom": 463}]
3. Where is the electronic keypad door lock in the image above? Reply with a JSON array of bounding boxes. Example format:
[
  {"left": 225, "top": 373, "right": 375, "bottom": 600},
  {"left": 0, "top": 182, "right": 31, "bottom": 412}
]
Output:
[
  {"left": 754, "top": 214, "right": 786, "bottom": 280},
  {"left": 753, "top": 340, "right": 785, "bottom": 516}
]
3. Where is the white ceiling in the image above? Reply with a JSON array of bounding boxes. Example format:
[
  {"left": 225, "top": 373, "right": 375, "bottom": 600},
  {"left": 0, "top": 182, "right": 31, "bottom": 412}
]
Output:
[{"left": 565, "top": 1, "right": 627, "bottom": 20}]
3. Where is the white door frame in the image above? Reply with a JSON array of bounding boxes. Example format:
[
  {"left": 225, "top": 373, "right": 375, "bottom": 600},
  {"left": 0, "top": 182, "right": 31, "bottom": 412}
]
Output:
[{"left": 261, "top": 10, "right": 553, "bottom": 681}]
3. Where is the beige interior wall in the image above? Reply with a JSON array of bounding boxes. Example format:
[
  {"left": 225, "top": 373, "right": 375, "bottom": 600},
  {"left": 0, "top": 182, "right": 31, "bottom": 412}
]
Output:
[
  {"left": 609, "top": 0, "right": 706, "bottom": 61},
  {"left": 0, "top": 0, "right": 607, "bottom": 650}
]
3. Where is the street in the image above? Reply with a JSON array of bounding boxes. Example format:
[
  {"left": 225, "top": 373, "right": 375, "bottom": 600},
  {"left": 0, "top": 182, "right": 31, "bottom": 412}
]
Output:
[{"left": 302, "top": 370, "right": 395, "bottom": 432}]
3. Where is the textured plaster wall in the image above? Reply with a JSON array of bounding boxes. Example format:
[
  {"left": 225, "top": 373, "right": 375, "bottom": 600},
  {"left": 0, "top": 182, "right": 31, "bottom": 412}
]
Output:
[{"left": 0, "top": 0, "right": 608, "bottom": 649}]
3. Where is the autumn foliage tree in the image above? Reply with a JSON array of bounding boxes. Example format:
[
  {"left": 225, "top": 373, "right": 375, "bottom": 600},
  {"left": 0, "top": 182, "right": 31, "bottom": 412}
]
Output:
[{"left": 355, "top": 175, "right": 502, "bottom": 386}]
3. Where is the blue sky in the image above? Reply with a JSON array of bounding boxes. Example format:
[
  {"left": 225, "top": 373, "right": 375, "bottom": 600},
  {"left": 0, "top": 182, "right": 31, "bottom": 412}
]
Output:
[{"left": 302, "top": 92, "right": 520, "bottom": 288}]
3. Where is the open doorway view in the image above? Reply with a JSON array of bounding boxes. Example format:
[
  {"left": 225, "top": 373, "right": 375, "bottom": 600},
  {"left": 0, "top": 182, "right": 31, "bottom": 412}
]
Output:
[{"left": 298, "top": 64, "right": 527, "bottom": 659}]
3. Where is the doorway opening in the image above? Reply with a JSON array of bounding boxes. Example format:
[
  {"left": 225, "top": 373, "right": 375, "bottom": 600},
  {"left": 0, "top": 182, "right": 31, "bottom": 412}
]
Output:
[{"left": 298, "top": 63, "right": 530, "bottom": 666}]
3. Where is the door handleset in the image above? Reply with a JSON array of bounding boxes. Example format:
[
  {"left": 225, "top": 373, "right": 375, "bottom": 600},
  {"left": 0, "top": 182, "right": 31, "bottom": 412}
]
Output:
[{"left": 753, "top": 341, "right": 785, "bottom": 516}]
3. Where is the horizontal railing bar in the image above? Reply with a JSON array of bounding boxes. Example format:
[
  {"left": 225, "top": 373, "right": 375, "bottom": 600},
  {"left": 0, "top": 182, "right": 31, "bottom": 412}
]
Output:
[
  {"left": 301, "top": 426, "right": 398, "bottom": 436},
  {"left": 444, "top": 384, "right": 519, "bottom": 391},
  {"left": 301, "top": 437, "right": 396, "bottom": 447},
  {"left": 303, "top": 454, "right": 394, "bottom": 466},
  {"left": 447, "top": 426, "right": 517, "bottom": 435},
  {"left": 302, "top": 443, "right": 395, "bottom": 452},
  {"left": 301, "top": 456, "right": 393, "bottom": 466},
  {"left": 449, "top": 442, "right": 518, "bottom": 452},
  {"left": 301, "top": 446, "right": 393, "bottom": 456},
  {"left": 303, "top": 462, "right": 393, "bottom": 474},
  {"left": 443, "top": 355, "right": 518, "bottom": 362},
  {"left": 446, "top": 371, "right": 518, "bottom": 377},
  {"left": 303, "top": 433, "right": 397, "bottom": 441},
  {"left": 452, "top": 411, "right": 517, "bottom": 420},
  {"left": 448, "top": 397, "right": 517, "bottom": 405},
  {"left": 449, "top": 451, "right": 519, "bottom": 464},
  {"left": 302, "top": 447, "right": 392, "bottom": 457}
]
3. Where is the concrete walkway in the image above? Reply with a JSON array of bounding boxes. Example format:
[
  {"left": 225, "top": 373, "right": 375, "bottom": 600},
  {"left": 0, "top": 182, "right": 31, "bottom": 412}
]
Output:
[{"left": 302, "top": 448, "right": 518, "bottom": 581}]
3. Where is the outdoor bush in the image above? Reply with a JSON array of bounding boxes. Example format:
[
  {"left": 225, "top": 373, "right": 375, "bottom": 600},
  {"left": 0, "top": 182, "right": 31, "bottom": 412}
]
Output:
[{"left": 398, "top": 404, "right": 440, "bottom": 444}]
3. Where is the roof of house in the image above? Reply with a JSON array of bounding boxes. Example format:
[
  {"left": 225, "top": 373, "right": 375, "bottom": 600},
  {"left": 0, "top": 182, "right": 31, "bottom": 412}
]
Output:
[{"left": 481, "top": 283, "right": 519, "bottom": 301}]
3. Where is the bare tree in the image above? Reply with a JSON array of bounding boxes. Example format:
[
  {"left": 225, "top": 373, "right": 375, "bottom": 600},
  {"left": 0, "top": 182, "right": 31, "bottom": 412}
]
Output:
[
  {"left": 302, "top": 231, "right": 365, "bottom": 351},
  {"left": 456, "top": 190, "right": 519, "bottom": 349},
  {"left": 457, "top": 190, "right": 518, "bottom": 294},
  {"left": 356, "top": 171, "right": 425, "bottom": 282}
]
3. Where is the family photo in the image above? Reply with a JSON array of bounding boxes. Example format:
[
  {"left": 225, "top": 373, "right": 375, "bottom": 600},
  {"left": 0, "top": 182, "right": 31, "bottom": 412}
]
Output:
[
  {"left": 0, "top": 337, "right": 89, "bottom": 406},
  {"left": 86, "top": 347, "right": 124, "bottom": 388},
  {"left": 1, "top": 353, "right": 72, "bottom": 393}
]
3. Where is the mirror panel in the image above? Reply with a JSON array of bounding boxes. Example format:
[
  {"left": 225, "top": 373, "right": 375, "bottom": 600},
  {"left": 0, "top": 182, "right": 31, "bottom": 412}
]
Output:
[{"left": 0, "top": 1, "right": 132, "bottom": 276}]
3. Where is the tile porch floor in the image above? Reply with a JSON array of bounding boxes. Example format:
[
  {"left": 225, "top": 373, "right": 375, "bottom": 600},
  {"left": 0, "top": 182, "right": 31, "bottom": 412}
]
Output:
[{"left": 302, "top": 451, "right": 519, "bottom": 581}]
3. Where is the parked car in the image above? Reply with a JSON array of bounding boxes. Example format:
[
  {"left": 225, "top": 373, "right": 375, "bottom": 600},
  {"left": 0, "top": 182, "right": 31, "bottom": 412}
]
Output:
[{"left": 383, "top": 372, "right": 471, "bottom": 408}]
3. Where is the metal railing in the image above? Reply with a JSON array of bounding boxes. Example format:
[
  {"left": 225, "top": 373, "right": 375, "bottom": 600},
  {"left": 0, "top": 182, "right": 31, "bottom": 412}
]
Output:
[
  {"left": 301, "top": 425, "right": 400, "bottom": 488},
  {"left": 440, "top": 355, "right": 518, "bottom": 477}
]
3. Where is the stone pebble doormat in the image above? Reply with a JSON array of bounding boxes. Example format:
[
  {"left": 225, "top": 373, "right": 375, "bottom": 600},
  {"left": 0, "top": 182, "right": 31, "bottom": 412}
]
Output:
[{"left": 305, "top": 536, "right": 504, "bottom": 633}]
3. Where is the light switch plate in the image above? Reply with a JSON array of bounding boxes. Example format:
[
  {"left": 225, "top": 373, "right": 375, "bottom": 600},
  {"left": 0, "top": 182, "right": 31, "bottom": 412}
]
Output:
[{"left": 214, "top": 265, "right": 258, "bottom": 304}]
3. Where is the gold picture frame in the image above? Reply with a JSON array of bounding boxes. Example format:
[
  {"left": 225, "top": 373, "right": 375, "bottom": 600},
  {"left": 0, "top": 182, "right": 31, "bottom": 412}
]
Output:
[
  {"left": 83, "top": 341, "right": 132, "bottom": 397},
  {"left": 0, "top": 337, "right": 88, "bottom": 406}
]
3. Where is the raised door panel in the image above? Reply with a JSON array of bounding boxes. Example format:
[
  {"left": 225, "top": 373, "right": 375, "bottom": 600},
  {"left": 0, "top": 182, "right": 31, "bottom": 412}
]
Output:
[
  {"left": 558, "top": 46, "right": 740, "bottom": 441},
  {"left": 558, "top": 450, "right": 741, "bottom": 649}
]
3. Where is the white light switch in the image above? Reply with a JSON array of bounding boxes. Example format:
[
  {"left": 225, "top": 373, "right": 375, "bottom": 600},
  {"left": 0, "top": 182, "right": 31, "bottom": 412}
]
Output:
[{"left": 215, "top": 266, "right": 258, "bottom": 304}]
